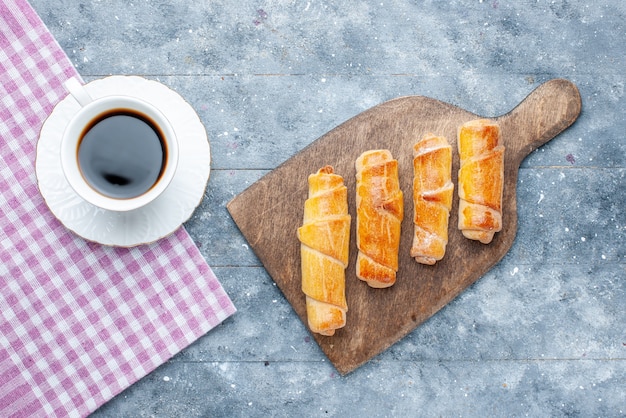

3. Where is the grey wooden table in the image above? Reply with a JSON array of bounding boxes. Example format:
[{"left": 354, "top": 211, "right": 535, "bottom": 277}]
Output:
[{"left": 30, "top": 1, "right": 625, "bottom": 416}]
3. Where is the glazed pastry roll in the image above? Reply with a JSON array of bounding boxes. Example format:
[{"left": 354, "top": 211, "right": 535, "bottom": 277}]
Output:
[
  {"left": 457, "top": 119, "right": 505, "bottom": 244},
  {"left": 297, "top": 166, "right": 350, "bottom": 336},
  {"left": 355, "top": 150, "right": 403, "bottom": 288},
  {"left": 411, "top": 134, "right": 454, "bottom": 265}
]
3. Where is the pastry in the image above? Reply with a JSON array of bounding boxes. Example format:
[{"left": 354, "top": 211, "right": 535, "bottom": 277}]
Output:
[
  {"left": 355, "top": 150, "right": 403, "bottom": 288},
  {"left": 411, "top": 134, "right": 454, "bottom": 264},
  {"left": 457, "top": 119, "right": 505, "bottom": 244},
  {"left": 297, "top": 166, "right": 350, "bottom": 336}
]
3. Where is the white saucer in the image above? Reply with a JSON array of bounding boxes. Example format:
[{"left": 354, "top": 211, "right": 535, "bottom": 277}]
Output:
[{"left": 36, "top": 76, "right": 211, "bottom": 247}]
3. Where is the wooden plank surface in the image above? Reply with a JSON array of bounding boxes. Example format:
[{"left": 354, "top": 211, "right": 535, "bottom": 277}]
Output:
[{"left": 227, "top": 79, "right": 581, "bottom": 375}]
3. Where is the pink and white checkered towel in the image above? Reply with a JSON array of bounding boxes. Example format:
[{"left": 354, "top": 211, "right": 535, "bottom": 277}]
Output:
[{"left": 0, "top": 1, "right": 236, "bottom": 417}]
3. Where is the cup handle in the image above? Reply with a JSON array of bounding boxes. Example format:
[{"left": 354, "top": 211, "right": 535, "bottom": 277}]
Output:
[{"left": 64, "top": 77, "right": 93, "bottom": 107}]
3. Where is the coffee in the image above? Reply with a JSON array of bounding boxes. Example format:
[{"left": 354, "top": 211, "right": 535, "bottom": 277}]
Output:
[{"left": 77, "top": 109, "right": 166, "bottom": 199}]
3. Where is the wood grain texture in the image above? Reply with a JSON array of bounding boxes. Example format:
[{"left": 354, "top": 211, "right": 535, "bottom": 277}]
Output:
[{"left": 227, "top": 79, "right": 581, "bottom": 375}]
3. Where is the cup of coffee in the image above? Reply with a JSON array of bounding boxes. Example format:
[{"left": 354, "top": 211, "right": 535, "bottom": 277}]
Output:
[{"left": 60, "top": 78, "right": 178, "bottom": 212}]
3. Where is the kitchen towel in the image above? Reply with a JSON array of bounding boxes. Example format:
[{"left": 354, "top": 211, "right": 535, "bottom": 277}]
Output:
[{"left": 0, "top": 1, "right": 236, "bottom": 417}]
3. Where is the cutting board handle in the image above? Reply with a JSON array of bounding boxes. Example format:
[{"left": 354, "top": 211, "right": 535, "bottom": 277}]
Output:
[{"left": 499, "top": 79, "right": 582, "bottom": 165}]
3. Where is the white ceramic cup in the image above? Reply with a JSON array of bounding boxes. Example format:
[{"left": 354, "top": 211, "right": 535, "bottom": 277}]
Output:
[{"left": 61, "top": 78, "right": 178, "bottom": 212}]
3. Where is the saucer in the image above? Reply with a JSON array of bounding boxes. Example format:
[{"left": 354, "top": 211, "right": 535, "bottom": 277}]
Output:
[{"left": 36, "top": 76, "right": 211, "bottom": 247}]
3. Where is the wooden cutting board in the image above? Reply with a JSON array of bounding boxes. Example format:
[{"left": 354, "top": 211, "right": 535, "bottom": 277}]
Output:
[{"left": 227, "top": 79, "right": 581, "bottom": 375}]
